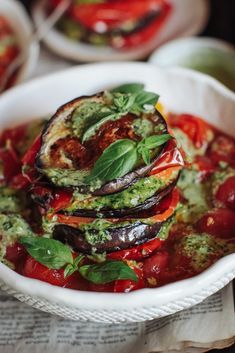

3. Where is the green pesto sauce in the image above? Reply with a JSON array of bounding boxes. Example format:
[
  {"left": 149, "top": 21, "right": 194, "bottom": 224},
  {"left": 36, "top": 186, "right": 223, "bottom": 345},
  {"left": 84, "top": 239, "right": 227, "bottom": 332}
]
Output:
[
  {"left": 0, "top": 186, "right": 22, "bottom": 213},
  {"left": 44, "top": 167, "right": 93, "bottom": 188},
  {"left": 177, "top": 168, "right": 211, "bottom": 222},
  {"left": 178, "top": 233, "right": 235, "bottom": 271},
  {"left": 0, "top": 214, "right": 34, "bottom": 261},
  {"left": 133, "top": 118, "right": 154, "bottom": 138},
  {"left": 67, "top": 169, "right": 178, "bottom": 212},
  {"left": 173, "top": 128, "right": 206, "bottom": 159}
]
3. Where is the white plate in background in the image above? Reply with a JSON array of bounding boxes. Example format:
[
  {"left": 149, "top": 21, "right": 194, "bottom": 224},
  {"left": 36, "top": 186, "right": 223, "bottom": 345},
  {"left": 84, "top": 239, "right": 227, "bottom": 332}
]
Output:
[
  {"left": 32, "top": 0, "right": 209, "bottom": 62},
  {"left": 0, "top": 0, "right": 39, "bottom": 88}
]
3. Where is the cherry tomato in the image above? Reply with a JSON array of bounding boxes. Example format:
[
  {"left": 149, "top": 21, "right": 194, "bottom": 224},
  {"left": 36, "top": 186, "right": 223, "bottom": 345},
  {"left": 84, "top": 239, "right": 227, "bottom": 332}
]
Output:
[
  {"left": 114, "top": 264, "right": 144, "bottom": 293},
  {"left": 5, "top": 242, "right": 27, "bottom": 266},
  {"left": 208, "top": 135, "right": 235, "bottom": 167},
  {"left": 194, "top": 155, "right": 216, "bottom": 180},
  {"left": 89, "top": 282, "right": 114, "bottom": 292},
  {"left": 215, "top": 176, "right": 235, "bottom": 210},
  {"left": 168, "top": 114, "right": 213, "bottom": 149},
  {"left": 23, "top": 256, "right": 86, "bottom": 288},
  {"left": 196, "top": 208, "right": 235, "bottom": 239},
  {"left": 143, "top": 251, "right": 169, "bottom": 286}
]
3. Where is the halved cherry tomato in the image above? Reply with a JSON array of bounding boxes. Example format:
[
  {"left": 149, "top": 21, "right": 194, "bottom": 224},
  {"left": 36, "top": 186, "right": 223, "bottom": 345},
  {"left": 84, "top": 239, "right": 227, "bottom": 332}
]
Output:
[
  {"left": 194, "top": 155, "right": 216, "bottom": 175},
  {"left": 196, "top": 208, "right": 235, "bottom": 239},
  {"left": 208, "top": 135, "right": 235, "bottom": 167},
  {"left": 168, "top": 114, "right": 213, "bottom": 149},
  {"left": 107, "top": 237, "right": 162, "bottom": 261},
  {"left": 215, "top": 176, "right": 235, "bottom": 210},
  {"left": 143, "top": 251, "right": 169, "bottom": 286}
]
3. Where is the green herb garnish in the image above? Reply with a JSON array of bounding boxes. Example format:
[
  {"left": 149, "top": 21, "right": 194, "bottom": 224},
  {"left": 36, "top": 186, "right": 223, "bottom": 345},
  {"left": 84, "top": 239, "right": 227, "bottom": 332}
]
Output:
[
  {"left": 20, "top": 237, "right": 137, "bottom": 283},
  {"left": 79, "top": 260, "right": 138, "bottom": 284},
  {"left": 86, "top": 134, "right": 172, "bottom": 183}
]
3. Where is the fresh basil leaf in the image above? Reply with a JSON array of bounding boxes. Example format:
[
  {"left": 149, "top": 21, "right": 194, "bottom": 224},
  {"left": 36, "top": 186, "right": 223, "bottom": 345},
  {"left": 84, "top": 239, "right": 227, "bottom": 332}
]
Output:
[
  {"left": 139, "top": 147, "right": 151, "bottom": 165},
  {"left": 113, "top": 94, "right": 136, "bottom": 112},
  {"left": 133, "top": 91, "right": 159, "bottom": 112},
  {"left": 79, "top": 260, "right": 138, "bottom": 284},
  {"left": 139, "top": 134, "right": 172, "bottom": 150},
  {"left": 64, "top": 255, "right": 84, "bottom": 278},
  {"left": 20, "top": 237, "right": 73, "bottom": 269},
  {"left": 111, "top": 83, "right": 144, "bottom": 94},
  {"left": 86, "top": 139, "right": 137, "bottom": 182}
]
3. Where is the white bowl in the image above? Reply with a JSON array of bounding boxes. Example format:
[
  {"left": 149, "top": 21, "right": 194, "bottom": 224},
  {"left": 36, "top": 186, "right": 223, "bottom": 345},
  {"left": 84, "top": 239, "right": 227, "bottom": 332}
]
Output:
[
  {"left": 0, "top": 0, "right": 39, "bottom": 87},
  {"left": 0, "top": 63, "right": 235, "bottom": 323},
  {"left": 32, "top": 0, "right": 209, "bottom": 62},
  {"left": 149, "top": 37, "right": 235, "bottom": 66}
]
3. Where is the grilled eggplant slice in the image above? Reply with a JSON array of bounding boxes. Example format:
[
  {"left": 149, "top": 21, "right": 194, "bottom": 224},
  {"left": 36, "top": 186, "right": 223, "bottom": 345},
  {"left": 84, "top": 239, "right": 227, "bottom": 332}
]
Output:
[
  {"left": 32, "top": 166, "right": 180, "bottom": 218},
  {"left": 36, "top": 91, "right": 169, "bottom": 195},
  {"left": 53, "top": 221, "right": 162, "bottom": 254}
]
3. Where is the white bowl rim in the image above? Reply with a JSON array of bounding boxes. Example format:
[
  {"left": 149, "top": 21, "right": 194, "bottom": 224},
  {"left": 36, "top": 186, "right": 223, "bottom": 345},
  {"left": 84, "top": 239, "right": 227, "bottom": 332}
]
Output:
[
  {"left": 0, "top": 62, "right": 235, "bottom": 314},
  {"left": 149, "top": 36, "right": 235, "bottom": 66}
]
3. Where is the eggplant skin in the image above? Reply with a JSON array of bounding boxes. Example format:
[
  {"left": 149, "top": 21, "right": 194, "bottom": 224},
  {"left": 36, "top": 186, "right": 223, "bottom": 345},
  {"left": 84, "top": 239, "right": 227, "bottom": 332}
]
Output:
[
  {"left": 53, "top": 222, "right": 162, "bottom": 254},
  {"left": 35, "top": 92, "right": 168, "bottom": 196}
]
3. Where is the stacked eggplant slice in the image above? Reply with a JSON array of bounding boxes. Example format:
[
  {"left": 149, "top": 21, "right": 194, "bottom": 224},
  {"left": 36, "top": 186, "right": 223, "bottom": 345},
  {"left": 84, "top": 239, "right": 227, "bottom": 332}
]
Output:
[{"left": 33, "top": 84, "right": 184, "bottom": 255}]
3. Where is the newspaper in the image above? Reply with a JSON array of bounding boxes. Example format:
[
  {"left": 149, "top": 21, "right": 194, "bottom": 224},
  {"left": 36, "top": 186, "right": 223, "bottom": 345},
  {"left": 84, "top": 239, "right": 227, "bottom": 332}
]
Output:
[{"left": 0, "top": 284, "right": 234, "bottom": 353}]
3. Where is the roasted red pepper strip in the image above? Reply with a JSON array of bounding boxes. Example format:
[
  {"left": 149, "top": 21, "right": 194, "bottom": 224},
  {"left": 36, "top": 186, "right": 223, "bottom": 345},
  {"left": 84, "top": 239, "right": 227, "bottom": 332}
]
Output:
[
  {"left": 107, "top": 237, "right": 162, "bottom": 261},
  {"left": 50, "top": 190, "right": 73, "bottom": 212},
  {"left": 150, "top": 139, "right": 184, "bottom": 175}
]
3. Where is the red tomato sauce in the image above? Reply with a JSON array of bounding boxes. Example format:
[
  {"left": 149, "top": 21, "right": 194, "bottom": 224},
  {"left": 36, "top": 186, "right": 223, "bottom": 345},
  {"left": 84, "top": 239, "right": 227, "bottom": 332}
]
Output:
[{"left": 1, "top": 113, "right": 235, "bottom": 293}]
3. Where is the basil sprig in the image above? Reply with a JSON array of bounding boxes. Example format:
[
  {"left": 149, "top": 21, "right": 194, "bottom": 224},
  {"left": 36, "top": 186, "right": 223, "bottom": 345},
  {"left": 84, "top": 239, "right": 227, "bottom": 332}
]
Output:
[
  {"left": 79, "top": 260, "right": 138, "bottom": 284},
  {"left": 86, "top": 134, "right": 172, "bottom": 183},
  {"left": 20, "top": 237, "right": 137, "bottom": 284},
  {"left": 80, "top": 83, "right": 159, "bottom": 142}
]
